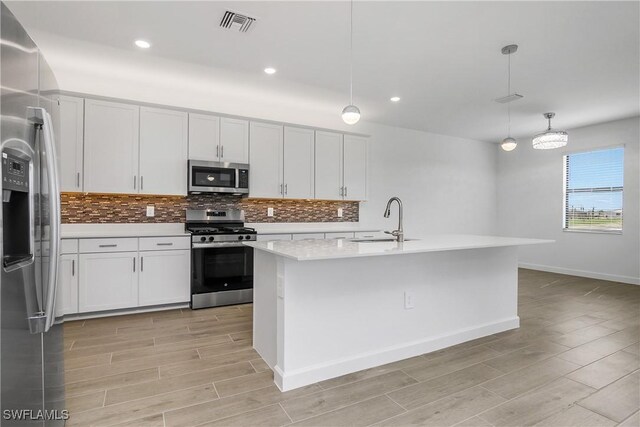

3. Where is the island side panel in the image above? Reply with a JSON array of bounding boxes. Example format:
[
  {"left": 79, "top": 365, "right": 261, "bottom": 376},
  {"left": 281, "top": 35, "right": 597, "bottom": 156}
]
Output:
[
  {"left": 252, "top": 250, "right": 280, "bottom": 370},
  {"left": 276, "top": 246, "right": 519, "bottom": 391}
]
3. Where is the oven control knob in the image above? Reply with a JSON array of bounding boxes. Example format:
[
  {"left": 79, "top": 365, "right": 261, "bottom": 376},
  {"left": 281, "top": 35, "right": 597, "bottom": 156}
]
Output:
[
  {"left": 238, "top": 236, "right": 244, "bottom": 240},
  {"left": 200, "top": 236, "right": 206, "bottom": 242},
  {"left": 246, "top": 235, "right": 252, "bottom": 240},
  {"left": 208, "top": 236, "right": 215, "bottom": 242}
]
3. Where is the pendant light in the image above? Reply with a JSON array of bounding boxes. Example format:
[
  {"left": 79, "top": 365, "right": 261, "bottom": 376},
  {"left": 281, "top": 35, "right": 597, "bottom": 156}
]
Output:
[
  {"left": 341, "top": 0, "right": 360, "bottom": 125},
  {"left": 532, "top": 112, "right": 568, "bottom": 149},
  {"left": 499, "top": 44, "right": 519, "bottom": 151}
]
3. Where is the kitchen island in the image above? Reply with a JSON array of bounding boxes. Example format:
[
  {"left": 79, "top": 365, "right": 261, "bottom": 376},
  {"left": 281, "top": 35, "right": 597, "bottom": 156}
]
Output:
[{"left": 244, "top": 234, "right": 552, "bottom": 391}]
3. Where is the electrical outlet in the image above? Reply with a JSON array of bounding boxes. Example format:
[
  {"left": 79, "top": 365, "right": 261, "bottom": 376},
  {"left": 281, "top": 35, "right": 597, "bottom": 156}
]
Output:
[
  {"left": 146, "top": 206, "right": 155, "bottom": 217},
  {"left": 267, "top": 207, "right": 274, "bottom": 217},
  {"left": 337, "top": 208, "right": 343, "bottom": 218},
  {"left": 404, "top": 291, "right": 415, "bottom": 309}
]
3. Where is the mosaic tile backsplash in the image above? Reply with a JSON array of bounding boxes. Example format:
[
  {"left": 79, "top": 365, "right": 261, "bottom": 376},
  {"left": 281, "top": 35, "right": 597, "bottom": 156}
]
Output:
[{"left": 61, "top": 193, "right": 359, "bottom": 224}]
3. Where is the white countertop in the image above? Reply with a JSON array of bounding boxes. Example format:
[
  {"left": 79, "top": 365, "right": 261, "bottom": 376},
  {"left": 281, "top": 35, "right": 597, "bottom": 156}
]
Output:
[
  {"left": 61, "top": 223, "right": 190, "bottom": 239},
  {"left": 246, "top": 222, "right": 380, "bottom": 234},
  {"left": 244, "top": 234, "right": 553, "bottom": 261}
]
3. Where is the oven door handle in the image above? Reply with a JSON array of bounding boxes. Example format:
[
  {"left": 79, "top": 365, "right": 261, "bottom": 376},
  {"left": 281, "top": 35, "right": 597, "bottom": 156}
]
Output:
[{"left": 192, "top": 242, "right": 250, "bottom": 248}]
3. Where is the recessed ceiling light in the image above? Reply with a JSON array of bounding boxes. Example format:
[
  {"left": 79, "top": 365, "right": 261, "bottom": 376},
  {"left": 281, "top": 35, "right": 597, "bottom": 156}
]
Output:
[
  {"left": 134, "top": 40, "right": 151, "bottom": 49},
  {"left": 264, "top": 67, "right": 277, "bottom": 75},
  {"left": 390, "top": 96, "right": 401, "bottom": 102}
]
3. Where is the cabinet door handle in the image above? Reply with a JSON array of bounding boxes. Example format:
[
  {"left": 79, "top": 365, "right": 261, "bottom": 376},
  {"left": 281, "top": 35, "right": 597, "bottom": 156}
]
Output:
[
  {"left": 156, "top": 242, "right": 173, "bottom": 246},
  {"left": 140, "top": 176, "right": 144, "bottom": 191},
  {"left": 72, "top": 259, "right": 75, "bottom": 276},
  {"left": 216, "top": 145, "right": 219, "bottom": 158},
  {"left": 133, "top": 257, "right": 136, "bottom": 272},
  {"left": 284, "top": 184, "right": 288, "bottom": 195},
  {"left": 340, "top": 186, "right": 344, "bottom": 197},
  {"left": 134, "top": 175, "right": 137, "bottom": 189},
  {"left": 141, "top": 256, "right": 144, "bottom": 272},
  {"left": 221, "top": 145, "right": 224, "bottom": 158},
  {"left": 98, "top": 244, "right": 117, "bottom": 248},
  {"left": 280, "top": 183, "right": 283, "bottom": 195},
  {"left": 345, "top": 186, "right": 348, "bottom": 197},
  {"left": 76, "top": 172, "right": 80, "bottom": 188}
]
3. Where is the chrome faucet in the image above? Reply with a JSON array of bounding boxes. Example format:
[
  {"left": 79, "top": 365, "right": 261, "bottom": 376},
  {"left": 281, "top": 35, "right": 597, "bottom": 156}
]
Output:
[{"left": 383, "top": 197, "right": 404, "bottom": 242}]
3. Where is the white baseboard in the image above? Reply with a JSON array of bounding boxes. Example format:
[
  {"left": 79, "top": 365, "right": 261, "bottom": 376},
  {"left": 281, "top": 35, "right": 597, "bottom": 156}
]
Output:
[
  {"left": 273, "top": 316, "right": 519, "bottom": 392},
  {"left": 59, "top": 302, "right": 189, "bottom": 322},
  {"left": 519, "top": 262, "right": 639, "bottom": 286}
]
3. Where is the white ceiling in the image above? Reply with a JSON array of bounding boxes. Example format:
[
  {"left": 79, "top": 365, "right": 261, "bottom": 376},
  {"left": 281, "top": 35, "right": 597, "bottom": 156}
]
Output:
[{"left": 7, "top": 1, "right": 640, "bottom": 142}]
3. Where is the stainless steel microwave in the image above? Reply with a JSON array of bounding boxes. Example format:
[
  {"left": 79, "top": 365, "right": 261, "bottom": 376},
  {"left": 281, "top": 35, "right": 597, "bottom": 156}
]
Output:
[{"left": 188, "top": 160, "right": 249, "bottom": 195}]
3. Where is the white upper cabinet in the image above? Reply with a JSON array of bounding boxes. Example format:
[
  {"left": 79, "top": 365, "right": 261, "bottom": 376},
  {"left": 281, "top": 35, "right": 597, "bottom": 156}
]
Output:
[
  {"left": 343, "top": 135, "right": 367, "bottom": 200},
  {"left": 55, "top": 95, "right": 84, "bottom": 192},
  {"left": 220, "top": 118, "right": 249, "bottom": 164},
  {"left": 249, "top": 122, "right": 283, "bottom": 198},
  {"left": 283, "top": 127, "right": 315, "bottom": 199},
  {"left": 188, "top": 113, "right": 220, "bottom": 161},
  {"left": 139, "top": 107, "right": 188, "bottom": 196},
  {"left": 84, "top": 99, "right": 139, "bottom": 194},
  {"left": 314, "top": 131, "right": 343, "bottom": 200}
]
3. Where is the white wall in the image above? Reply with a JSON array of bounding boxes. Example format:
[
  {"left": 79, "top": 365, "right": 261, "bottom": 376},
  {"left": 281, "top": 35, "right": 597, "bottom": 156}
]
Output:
[
  {"left": 33, "top": 35, "right": 499, "bottom": 238},
  {"left": 360, "top": 124, "right": 498, "bottom": 237},
  {"left": 497, "top": 117, "right": 640, "bottom": 284}
]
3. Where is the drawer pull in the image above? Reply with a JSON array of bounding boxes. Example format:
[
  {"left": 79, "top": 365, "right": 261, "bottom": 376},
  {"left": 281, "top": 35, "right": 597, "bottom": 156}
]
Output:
[
  {"left": 156, "top": 243, "right": 173, "bottom": 246},
  {"left": 72, "top": 259, "right": 75, "bottom": 276},
  {"left": 99, "top": 244, "right": 117, "bottom": 248}
]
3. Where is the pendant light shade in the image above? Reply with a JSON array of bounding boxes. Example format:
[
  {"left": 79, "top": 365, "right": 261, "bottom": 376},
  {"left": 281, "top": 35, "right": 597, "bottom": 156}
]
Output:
[
  {"left": 532, "top": 112, "right": 568, "bottom": 149},
  {"left": 341, "top": 105, "right": 361, "bottom": 125},
  {"left": 342, "top": 0, "right": 360, "bottom": 125},
  {"left": 500, "top": 137, "right": 517, "bottom": 152}
]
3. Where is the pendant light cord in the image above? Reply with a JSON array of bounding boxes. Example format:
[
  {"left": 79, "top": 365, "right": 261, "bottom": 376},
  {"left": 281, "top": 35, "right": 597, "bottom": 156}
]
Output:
[
  {"left": 507, "top": 51, "right": 511, "bottom": 137},
  {"left": 349, "top": 0, "right": 354, "bottom": 105}
]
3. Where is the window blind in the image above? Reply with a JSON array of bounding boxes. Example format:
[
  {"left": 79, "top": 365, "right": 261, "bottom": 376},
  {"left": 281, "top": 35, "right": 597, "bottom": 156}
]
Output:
[{"left": 564, "top": 147, "right": 624, "bottom": 232}]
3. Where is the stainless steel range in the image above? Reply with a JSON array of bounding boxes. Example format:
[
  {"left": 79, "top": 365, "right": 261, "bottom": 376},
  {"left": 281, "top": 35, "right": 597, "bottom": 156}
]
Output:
[{"left": 186, "top": 209, "right": 256, "bottom": 309}]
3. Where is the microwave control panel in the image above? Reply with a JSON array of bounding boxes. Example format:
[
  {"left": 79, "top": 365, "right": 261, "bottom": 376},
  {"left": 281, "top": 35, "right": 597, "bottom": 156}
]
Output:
[
  {"left": 238, "top": 169, "right": 249, "bottom": 188},
  {"left": 2, "top": 152, "right": 29, "bottom": 193}
]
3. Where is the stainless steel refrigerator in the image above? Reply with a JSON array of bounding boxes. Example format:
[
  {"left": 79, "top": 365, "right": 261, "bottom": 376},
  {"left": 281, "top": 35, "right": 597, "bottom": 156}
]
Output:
[{"left": 1, "top": 3, "right": 64, "bottom": 425}]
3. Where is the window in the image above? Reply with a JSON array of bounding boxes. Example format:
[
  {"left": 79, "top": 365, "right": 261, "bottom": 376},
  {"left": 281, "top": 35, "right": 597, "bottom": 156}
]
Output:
[{"left": 563, "top": 147, "right": 624, "bottom": 232}]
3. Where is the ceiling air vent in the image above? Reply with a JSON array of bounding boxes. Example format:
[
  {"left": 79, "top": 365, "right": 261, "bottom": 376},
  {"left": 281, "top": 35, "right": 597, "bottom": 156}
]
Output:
[{"left": 220, "top": 11, "right": 256, "bottom": 32}]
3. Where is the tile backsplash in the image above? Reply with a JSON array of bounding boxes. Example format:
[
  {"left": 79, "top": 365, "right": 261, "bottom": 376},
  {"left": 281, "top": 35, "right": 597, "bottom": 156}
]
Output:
[{"left": 61, "top": 193, "right": 359, "bottom": 224}]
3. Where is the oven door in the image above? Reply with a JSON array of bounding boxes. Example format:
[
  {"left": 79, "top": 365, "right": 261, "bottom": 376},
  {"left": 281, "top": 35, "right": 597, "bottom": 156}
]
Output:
[{"left": 192, "top": 244, "right": 253, "bottom": 296}]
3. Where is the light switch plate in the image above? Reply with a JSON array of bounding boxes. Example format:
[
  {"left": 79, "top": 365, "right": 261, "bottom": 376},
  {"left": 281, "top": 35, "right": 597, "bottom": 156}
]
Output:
[
  {"left": 337, "top": 208, "right": 343, "bottom": 218},
  {"left": 146, "top": 206, "right": 155, "bottom": 217},
  {"left": 267, "top": 207, "right": 274, "bottom": 217}
]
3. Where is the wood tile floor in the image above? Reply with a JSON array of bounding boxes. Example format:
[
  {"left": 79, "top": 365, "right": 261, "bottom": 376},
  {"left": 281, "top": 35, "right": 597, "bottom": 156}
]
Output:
[{"left": 63, "top": 269, "right": 640, "bottom": 426}]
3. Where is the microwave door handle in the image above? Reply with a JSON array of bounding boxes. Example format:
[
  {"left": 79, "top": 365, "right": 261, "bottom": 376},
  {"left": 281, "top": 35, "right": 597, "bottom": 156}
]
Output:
[
  {"left": 39, "top": 108, "right": 61, "bottom": 332},
  {"left": 235, "top": 168, "right": 240, "bottom": 190}
]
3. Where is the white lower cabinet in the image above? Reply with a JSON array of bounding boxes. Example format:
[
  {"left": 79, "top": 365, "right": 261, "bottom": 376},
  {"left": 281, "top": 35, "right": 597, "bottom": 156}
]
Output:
[
  {"left": 55, "top": 254, "right": 78, "bottom": 317},
  {"left": 256, "top": 234, "right": 292, "bottom": 241},
  {"left": 324, "top": 232, "right": 355, "bottom": 239},
  {"left": 139, "top": 250, "right": 190, "bottom": 306},
  {"left": 292, "top": 233, "right": 324, "bottom": 240},
  {"left": 79, "top": 251, "right": 138, "bottom": 312},
  {"left": 354, "top": 231, "right": 386, "bottom": 239}
]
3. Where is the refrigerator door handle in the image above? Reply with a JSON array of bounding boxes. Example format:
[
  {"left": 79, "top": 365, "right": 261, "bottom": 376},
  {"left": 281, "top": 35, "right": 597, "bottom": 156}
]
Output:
[{"left": 39, "top": 108, "right": 61, "bottom": 332}]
